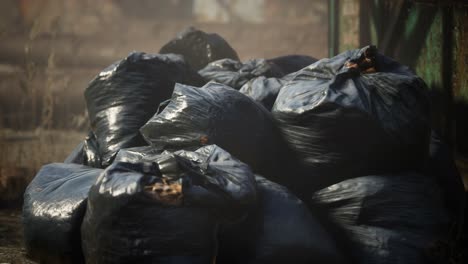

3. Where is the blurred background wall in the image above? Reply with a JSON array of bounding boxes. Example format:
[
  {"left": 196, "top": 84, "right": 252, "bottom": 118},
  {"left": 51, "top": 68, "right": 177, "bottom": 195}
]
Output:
[{"left": 0, "top": 0, "right": 329, "bottom": 204}]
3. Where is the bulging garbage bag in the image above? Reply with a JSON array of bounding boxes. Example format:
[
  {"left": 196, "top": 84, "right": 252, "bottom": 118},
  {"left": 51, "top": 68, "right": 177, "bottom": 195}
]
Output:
[
  {"left": 85, "top": 52, "right": 205, "bottom": 167},
  {"left": 140, "top": 82, "right": 296, "bottom": 187},
  {"left": 272, "top": 45, "right": 431, "bottom": 190},
  {"left": 312, "top": 172, "right": 451, "bottom": 264},
  {"left": 22, "top": 163, "right": 103, "bottom": 264},
  {"left": 160, "top": 27, "right": 239, "bottom": 71},
  {"left": 217, "top": 175, "right": 345, "bottom": 264},
  {"left": 198, "top": 58, "right": 284, "bottom": 90},
  {"left": 81, "top": 145, "right": 256, "bottom": 264}
]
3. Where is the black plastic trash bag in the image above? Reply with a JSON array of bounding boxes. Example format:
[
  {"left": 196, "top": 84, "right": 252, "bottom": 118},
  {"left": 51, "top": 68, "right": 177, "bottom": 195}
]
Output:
[
  {"left": 267, "top": 54, "right": 317, "bottom": 75},
  {"left": 312, "top": 172, "right": 451, "bottom": 264},
  {"left": 239, "top": 76, "right": 287, "bottom": 111},
  {"left": 140, "top": 82, "right": 296, "bottom": 186},
  {"left": 114, "top": 144, "right": 257, "bottom": 212},
  {"left": 216, "top": 176, "right": 344, "bottom": 264},
  {"left": 198, "top": 58, "right": 284, "bottom": 90},
  {"left": 22, "top": 163, "right": 103, "bottom": 264},
  {"left": 160, "top": 27, "right": 239, "bottom": 71},
  {"left": 272, "top": 45, "right": 431, "bottom": 190},
  {"left": 85, "top": 52, "right": 205, "bottom": 167},
  {"left": 64, "top": 132, "right": 102, "bottom": 168},
  {"left": 81, "top": 145, "right": 256, "bottom": 264}
]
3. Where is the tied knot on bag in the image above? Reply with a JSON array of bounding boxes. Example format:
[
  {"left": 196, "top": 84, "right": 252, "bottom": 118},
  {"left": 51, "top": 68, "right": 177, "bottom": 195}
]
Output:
[{"left": 345, "top": 45, "right": 377, "bottom": 74}]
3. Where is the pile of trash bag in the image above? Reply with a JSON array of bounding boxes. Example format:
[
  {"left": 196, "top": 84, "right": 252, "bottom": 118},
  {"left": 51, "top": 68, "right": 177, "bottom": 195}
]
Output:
[{"left": 22, "top": 27, "right": 464, "bottom": 264}]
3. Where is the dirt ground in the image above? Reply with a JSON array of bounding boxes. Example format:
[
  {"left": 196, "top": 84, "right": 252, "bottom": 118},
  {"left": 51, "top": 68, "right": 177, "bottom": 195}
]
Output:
[{"left": 0, "top": 210, "right": 36, "bottom": 264}]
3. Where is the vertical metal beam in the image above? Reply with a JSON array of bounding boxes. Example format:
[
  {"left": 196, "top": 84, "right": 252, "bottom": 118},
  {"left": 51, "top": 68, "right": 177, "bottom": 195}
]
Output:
[
  {"left": 329, "top": 0, "right": 340, "bottom": 57},
  {"left": 359, "top": 0, "right": 371, "bottom": 46}
]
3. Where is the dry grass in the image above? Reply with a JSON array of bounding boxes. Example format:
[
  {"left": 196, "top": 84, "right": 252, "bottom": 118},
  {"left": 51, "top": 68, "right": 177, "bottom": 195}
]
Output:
[{"left": 0, "top": 129, "right": 84, "bottom": 206}]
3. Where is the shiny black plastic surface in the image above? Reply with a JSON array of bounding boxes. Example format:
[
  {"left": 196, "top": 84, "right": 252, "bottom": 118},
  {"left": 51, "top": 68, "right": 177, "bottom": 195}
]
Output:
[{"left": 85, "top": 52, "right": 205, "bottom": 167}]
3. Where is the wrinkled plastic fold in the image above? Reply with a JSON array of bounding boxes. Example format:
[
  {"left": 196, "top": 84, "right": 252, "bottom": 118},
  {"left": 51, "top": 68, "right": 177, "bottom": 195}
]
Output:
[{"left": 198, "top": 58, "right": 284, "bottom": 90}]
